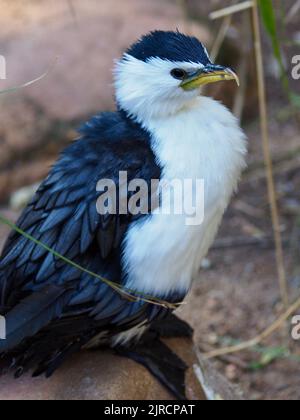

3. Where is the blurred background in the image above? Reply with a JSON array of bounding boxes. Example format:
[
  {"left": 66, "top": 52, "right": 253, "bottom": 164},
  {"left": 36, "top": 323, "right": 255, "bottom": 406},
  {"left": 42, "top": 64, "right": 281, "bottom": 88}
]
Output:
[{"left": 0, "top": 0, "right": 299, "bottom": 400}]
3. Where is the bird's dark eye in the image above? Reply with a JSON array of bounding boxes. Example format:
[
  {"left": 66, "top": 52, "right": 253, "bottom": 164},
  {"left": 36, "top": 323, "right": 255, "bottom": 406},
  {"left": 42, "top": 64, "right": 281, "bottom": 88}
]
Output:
[{"left": 170, "top": 68, "right": 187, "bottom": 80}]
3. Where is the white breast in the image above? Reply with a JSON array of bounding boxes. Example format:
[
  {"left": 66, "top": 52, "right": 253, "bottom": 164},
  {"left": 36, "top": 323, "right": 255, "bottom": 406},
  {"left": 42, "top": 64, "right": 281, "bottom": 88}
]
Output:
[{"left": 123, "top": 97, "right": 247, "bottom": 298}]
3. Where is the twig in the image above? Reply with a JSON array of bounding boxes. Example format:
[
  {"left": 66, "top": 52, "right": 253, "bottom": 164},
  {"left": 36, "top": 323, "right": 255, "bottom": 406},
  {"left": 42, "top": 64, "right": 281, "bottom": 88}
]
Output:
[
  {"left": 233, "top": 10, "right": 251, "bottom": 120},
  {"left": 200, "top": 343, "right": 249, "bottom": 369},
  {"left": 204, "top": 295, "right": 300, "bottom": 359},
  {"left": 210, "top": 15, "right": 232, "bottom": 62},
  {"left": 205, "top": 338, "right": 300, "bottom": 364},
  {"left": 0, "top": 57, "right": 59, "bottom": 96},
  {"left": 252, "top": 0, "right": 289, "bottom": 308},
  {"left": 210, "top": 1, "right": 254, "bottom": 20},
  {"left": 233, "top": 199, "right": 264, "bottom": 218},
  {"left": 286, "top": 0, "right": 300, "bottom": 23}
]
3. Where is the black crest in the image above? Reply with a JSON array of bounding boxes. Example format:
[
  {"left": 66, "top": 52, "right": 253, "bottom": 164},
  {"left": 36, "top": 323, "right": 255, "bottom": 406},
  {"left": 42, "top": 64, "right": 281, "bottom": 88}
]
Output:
[{"left": 126, "top": 30, "right": 211, "bottom": 64}]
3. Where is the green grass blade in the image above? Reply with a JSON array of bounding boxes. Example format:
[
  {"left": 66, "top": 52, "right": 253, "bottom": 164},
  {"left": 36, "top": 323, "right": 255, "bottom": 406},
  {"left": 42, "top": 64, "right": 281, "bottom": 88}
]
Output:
[
  {"left": 258, "top": 0, "right": 299, "bottom": 106},
  {"left": 0, "top": 213, "right": 179, "bottom": 309},
  {"left": 257, "top": 1, "right": 286, "bottom": 90}
]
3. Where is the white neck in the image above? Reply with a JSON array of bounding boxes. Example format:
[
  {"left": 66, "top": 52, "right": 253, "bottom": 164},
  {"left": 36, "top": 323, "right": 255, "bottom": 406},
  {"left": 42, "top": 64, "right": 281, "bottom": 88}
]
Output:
[
  {"left": 144, "top": 96, "right": 247, "bottom": 206},
  {"left": 123, "top": 97, "right": 248, "bottom": 297}
]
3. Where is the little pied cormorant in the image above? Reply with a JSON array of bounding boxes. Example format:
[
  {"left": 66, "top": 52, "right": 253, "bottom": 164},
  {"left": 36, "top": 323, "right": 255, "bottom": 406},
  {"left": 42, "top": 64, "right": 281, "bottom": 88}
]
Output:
[{"left": 0, "top": 31, "right": 247, "bottom": 398}]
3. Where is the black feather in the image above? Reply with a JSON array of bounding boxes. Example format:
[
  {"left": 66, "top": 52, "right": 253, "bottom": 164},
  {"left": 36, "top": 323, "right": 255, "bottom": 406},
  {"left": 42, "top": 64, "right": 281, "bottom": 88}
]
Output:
[
  {"left": 126, "top": 30, "right": 211, "bottom": 65},
  {"left": 0, "top": 285, "right": 72, "bottom": 352},
  {"left": 0, "top": 109, "right": 179, "bottom": 379}
]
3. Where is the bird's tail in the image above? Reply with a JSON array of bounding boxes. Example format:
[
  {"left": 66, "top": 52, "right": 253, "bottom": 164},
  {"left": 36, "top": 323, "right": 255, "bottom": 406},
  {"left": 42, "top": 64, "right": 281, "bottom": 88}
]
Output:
[
  {"left": 0, "top": 285, "right": 71, "bottom": 353},
  {"left": 0, "top": 285, "right": 99, "bottom": 378}
]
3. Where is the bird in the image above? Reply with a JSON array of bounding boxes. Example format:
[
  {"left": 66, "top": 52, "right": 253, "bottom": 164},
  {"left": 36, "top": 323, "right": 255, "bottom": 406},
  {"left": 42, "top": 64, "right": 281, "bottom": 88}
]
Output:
[{"left": 0, "top": 30, "right": 247, "bottom": 399}]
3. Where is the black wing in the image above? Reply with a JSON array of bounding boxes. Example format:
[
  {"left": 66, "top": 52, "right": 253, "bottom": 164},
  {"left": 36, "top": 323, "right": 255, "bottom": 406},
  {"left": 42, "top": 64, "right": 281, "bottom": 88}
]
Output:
[{"left": 0, "top": 112, "right": 164, "bottom": 357}]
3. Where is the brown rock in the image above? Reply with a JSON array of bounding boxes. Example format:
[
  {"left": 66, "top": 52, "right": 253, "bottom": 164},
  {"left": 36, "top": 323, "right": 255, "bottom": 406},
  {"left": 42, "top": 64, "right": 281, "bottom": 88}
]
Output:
[
  {"left": 0, "top": 339, "right": 206, "bottom": 401},
  {"left": 0, "top": 350, "right": 172, "bottom": 400}
]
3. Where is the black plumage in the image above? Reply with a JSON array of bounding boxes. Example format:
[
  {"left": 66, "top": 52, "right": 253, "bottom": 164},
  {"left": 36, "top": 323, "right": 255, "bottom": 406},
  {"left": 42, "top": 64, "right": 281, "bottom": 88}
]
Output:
[
  {"left": 126, "top": 30, "right": 211, "bottom": 65},
  {"left": 0, "top": 111, "right": 172, "bottom": 376}
]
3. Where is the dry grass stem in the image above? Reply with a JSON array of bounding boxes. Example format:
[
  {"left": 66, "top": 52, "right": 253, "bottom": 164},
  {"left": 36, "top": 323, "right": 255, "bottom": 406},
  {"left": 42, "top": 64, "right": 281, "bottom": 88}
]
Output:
[
  {"left": 204, "top": 295, "right": 300, "bottom": 359},
  {"left": 252, "top": 0, "right": 289, "bottom": 308},
  {"left": 210, "top": 1, "right": 254, "bottom": 20}
]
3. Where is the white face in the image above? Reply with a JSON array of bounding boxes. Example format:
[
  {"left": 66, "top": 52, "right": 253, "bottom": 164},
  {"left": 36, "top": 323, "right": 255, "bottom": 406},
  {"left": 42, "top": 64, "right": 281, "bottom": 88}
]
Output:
[{"left": 114, "top": 54, "right": 206, "bottom": 123}]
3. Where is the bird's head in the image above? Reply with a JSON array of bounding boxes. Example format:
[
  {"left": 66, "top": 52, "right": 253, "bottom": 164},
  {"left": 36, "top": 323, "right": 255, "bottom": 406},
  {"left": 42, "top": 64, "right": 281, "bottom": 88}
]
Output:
[{"left": 114, "top": 30, "right": 239, "bottom": 123}]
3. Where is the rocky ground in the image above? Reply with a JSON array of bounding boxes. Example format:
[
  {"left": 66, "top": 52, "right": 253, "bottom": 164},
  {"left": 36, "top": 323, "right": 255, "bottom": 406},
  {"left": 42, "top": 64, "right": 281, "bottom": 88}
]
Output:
[
  {"left": 0, "top": 0, "right": 300, "bottom": 401},
  {"left": 0, "top": 331, "right": 211, "bottom": 401}
]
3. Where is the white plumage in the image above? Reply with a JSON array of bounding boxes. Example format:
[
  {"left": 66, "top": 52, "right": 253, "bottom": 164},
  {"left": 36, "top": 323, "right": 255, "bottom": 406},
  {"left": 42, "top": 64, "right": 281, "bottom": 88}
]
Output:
[
  {"left": 115, "top": 53, "right": 247, "bottom": 298},
  {"left": 123, "top": 95, "right": 247, "bottom": 297}
]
